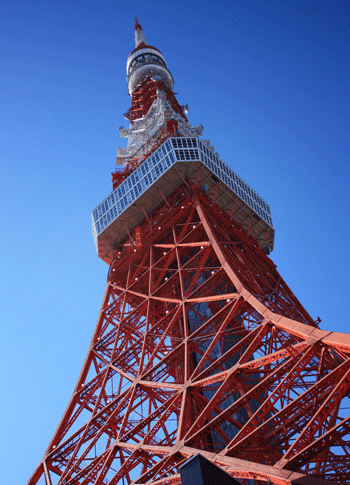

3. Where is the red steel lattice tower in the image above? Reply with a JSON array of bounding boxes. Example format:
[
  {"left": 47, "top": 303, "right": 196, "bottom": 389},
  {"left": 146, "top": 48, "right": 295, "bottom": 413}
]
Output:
[{"left": 28, "top": 19, "right": 350, "bottom": 485}]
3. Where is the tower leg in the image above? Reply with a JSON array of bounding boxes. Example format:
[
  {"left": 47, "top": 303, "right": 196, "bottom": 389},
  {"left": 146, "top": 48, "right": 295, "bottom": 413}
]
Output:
[{"left": 28, "top": 185, "right": 350, "bottom": 485}]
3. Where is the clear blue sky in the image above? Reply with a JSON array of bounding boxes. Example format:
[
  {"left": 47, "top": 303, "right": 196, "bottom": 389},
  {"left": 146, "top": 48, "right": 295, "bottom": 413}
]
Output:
[{"left": 1, "top": 1, "right": 349, "bottom": 483}]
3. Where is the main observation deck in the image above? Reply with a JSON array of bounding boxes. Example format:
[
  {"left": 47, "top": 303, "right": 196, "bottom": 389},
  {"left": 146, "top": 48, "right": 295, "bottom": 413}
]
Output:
[{"left": 92, "top": 137, "right": 274, "bottom": 264}]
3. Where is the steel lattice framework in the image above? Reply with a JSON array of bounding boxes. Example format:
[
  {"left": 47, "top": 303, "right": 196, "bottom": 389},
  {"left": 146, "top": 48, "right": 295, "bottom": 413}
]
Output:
[
  {"left": 28, "top": 18, "right": 350, "bottom": 485},
  {"left": 28, "top": 185, "right": 350, "bottom": 485}
]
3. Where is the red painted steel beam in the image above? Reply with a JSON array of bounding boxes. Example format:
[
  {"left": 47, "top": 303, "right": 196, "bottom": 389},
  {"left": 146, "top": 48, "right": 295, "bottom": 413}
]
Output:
[{"left": 28, "top": 186, "right": 350, "bottom": 485}]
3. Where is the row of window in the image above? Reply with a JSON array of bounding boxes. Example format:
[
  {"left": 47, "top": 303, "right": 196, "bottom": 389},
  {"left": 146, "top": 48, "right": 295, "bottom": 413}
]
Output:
[
  {"left": 171, "top": 138, "right": 198, "bottom": 149},
  {"left": 93, "top": 137, "right": 273, "bottom": 237},
  {"left": 199, "top": 150, "right": 273, "bottom": 226},
  {"left": 94, "top": 151, "right": 175, "bottom": 235},
  {"left": 130, "top": 54, "right": 166, "bottom": 70},
  {"left": 175, "top": 148, "right": 199, "bottom": 161},
  {"left": 93, "top": 141, "right": 174, "bottom": 223},
  {"left": 198, "top": 141, "right": 271, "bottom": 215}
]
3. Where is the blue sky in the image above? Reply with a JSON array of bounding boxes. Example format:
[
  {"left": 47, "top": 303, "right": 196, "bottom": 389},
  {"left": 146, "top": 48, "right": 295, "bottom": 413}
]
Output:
[{"left": 1, "top": 1, "right": 349, "bottom": 483}]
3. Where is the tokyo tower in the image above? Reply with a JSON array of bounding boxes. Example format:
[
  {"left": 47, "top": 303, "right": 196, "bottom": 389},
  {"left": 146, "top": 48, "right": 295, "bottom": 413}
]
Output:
[{"left": 28, "top": 18, "right": 350, "bottom": 485}]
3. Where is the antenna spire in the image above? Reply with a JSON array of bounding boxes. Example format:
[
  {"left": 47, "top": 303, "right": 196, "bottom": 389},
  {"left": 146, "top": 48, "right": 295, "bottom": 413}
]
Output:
[{"left": 134, "top": 17, "right": 147, "bottom": 48}]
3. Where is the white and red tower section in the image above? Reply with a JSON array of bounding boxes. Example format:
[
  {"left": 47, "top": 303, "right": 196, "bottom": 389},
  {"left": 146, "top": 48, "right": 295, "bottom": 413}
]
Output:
[
  {"left": 28, "top": 19, "right": 350, "bottom": 485},
  {"left": 111, "top": 18, "right": 202, "bottom": 190}
]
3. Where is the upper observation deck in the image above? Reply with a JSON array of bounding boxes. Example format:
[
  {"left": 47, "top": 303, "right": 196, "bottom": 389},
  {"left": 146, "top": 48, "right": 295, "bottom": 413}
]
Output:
[{"left": 92, "top": 137, "right": 274, "bottom": 264}]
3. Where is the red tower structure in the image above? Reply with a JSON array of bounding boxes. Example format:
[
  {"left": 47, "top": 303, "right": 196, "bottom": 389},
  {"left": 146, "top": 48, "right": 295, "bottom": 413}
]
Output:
[{"left": 28, "top": 19, "right": 350, "bottom": 485}]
